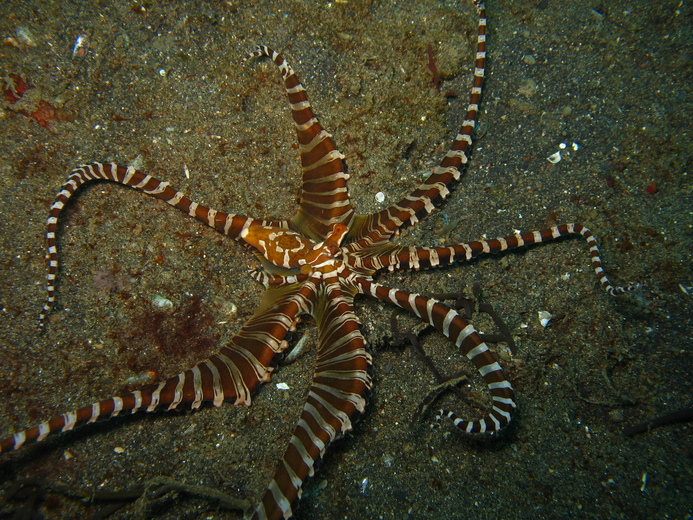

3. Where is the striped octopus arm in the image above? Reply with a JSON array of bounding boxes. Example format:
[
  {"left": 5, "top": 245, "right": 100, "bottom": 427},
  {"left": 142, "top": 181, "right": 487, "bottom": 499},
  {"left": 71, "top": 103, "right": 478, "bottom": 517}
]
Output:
[
  {"left": 356, "top": 224, "right": 639, "bottom": 297},
  {"left": 348, "top": 0, "right": 488, "bottom": 251},
  {"left": 1, "top": 283, "right": 308, "bottom": 455},
  {"left": 39, "top": 162, "right": 273, "bottom": 321},
  {"left": 251, "top": 278, "right": 371, "bottom": 520},
  {"left": 245, "top": 46, "right": 355, "bottom": 243},
  {"left": 355, "top": 276, "right": 515, "bottom": 433}
]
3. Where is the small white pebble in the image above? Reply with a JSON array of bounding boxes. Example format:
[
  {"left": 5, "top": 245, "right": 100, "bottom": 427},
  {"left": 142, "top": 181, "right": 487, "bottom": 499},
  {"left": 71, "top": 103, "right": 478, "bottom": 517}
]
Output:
[
  {"left": 375, "top": 191, "right": 385, "bottom": 203},
  {"left": 276, "top": 382, "right": 290, "bottom": 390},
  {"left": 538, "top": 310, "right": 552, "bottom": 327},
  {"left": 114, "top": 446, "right": 125, "bottom": 454}
]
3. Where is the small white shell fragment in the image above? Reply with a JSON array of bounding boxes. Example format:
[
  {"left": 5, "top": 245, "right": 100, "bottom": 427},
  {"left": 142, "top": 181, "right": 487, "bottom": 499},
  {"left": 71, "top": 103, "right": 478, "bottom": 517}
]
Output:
[
  {"left": 360, "top": 477, "right": 369, "bottom": 493},
  {"left": 538, "top": 310, "right": 553, "bottom": 327},
  {"left": 182, "top": 423, "right": 197, "bottom": 436},
  {"left": 547, "top": 151, "right": 562, "bottom": 164},
  {"left": 222, "top": 300, "right": 238, "bottom": 318},
  {"left": 184, "top": 163, "right": 190, "bottom": 179},
  {"left": 130, "top": 155, "right": 145, "bottom": 171},
  {"left": 497, "top": 344, "right": 513, "bottom": 362},
  {"left": 519, "top": 322, "right": 529, "bottom": 329},
  {"left": 15, "top": 26, "right": 37, "bottom": 47},
  {"left": 572, "top": 142, "right": 579, "bottom": 151},
  {"left": 276, "top": 382, "right": 290, "bottom": 390},
  {"left": 375, "top": 191, "right": 385, "bottom": 203},
  {"left": 124, "top": 371, "right": 156, "bottom": 385},
  {"left": 559, "top": 142, "right": 567, "bottom": 149},
  {"left": 151, "top": 294, "right": 174, "bottom": 310},
  {"left": 679, "top": 283, "right": 690, "bottom": 295},
  {"left": 284, "top": 333, "right": 310, "bottom": 364},
  {"left": 114, "top": 446, "right": 125, "bottom": 454},
  {"left": 72, "top": 34, "right": 89, "bottom": 57}
]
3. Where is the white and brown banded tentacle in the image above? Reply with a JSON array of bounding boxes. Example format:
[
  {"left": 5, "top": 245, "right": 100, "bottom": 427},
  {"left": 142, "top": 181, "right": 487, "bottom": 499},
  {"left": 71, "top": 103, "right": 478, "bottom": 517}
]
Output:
[
  {"left": 355, "top": 224, "right": 638, "bottom": 297},
  {"left": 1, "top": 281, "right": 312, "bottom": 455},
  {"left": 246, "top": 46, "right": 355, "bottom": 243},
  {"left": 253, "top": 279, "right": 371, "bottom": 520},
  {"left": 349, "top": 2, "right": 487, "bottom": 250},
  {"left": 249, "top": 267, "right": 309, "bottom": 289},
  {"left": 39, "top": 162, "right": 263, "bottom": 322},
  {"left": 355, "top": 277, "right": 515, "bottom": 434}
]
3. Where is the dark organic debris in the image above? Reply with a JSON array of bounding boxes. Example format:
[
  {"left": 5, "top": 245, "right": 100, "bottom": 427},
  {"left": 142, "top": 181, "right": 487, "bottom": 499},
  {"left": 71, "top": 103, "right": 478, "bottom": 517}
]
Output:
[
  {"left": 623, "top": 406, "right": 693, "bottom": 437},
  {"left": 3, "top": 478, "right": 44, "bottom": 520},
  {"left": 426, "top": 44, "right": 440, "bottom": 89},
  {"left": 1, "top": 476, "right": 250, "bottom": 519}
]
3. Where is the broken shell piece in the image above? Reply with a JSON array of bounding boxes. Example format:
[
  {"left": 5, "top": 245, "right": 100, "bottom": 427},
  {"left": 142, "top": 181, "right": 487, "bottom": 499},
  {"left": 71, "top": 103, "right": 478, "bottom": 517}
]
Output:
[
  {"left": 15, "top": 27, "right": 37, "bottom": 47},
  {"left": 72, "top": 34, "right": 89, "bottom": 58},
  {"left": 151, "top": 294, "right": 174, "bottom": 310},
  {"left": 538, "top": 310, "right": 552, "bottom": 327},
  {"left": 547, "top": 151, "right": 561, "bottom": 164},
  {"left": 497, "top": 344, "right": 513, "bottom": 362},
  {"left": 276, "top": 382, "right": 290, "bottom": 390},
  {"left": 284, "top": 333, "right": 310, "bottom": 364}
]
